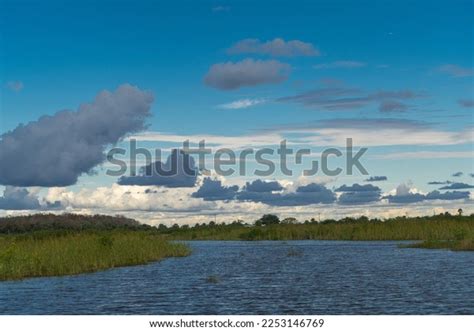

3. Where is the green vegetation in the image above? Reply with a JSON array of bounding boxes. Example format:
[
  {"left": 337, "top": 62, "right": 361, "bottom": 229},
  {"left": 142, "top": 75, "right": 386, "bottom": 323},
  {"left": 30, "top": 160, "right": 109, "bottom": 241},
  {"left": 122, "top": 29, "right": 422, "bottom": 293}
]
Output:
[
  {"left": 0, "top": 212, "right": 472, "bottom": 282},
  {"left": 159, "top": 213, "right": 474, "bottom": 251},
  {"left": 0, "top": 213, "right": 152, "bottom": 234},
  {"left": 0, "top": 215, "right": 190, "bottom": 281}
]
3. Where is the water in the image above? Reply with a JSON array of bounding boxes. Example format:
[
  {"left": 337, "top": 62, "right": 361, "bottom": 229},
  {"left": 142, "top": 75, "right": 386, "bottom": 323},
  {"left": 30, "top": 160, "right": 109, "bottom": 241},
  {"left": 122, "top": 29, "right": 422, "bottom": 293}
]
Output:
[{"left": 1, "top": 241, "right": 473, "bottom": 314}]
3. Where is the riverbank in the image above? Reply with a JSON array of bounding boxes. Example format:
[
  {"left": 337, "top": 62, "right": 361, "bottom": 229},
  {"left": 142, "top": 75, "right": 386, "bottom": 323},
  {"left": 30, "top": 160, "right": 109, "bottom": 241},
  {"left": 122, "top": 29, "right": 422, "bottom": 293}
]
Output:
[
  {"left": 0, "top": 231, "right": 190, "bottom": 281},
  {"left": 162, "top": 214, "right": 474, "bottom": 251}
]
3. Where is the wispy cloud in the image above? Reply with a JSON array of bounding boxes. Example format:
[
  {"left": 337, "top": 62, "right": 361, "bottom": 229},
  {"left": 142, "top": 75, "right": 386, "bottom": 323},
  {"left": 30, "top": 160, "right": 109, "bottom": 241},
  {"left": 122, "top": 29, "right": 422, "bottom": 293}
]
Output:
[
  {"left": 218, "top": 98, "right": 266, "bottom": 109},
  {"left": 227, "top": 38, "right": 319, "bottom": 57},
  {"left": 313, "top": 61, "right": 366, "bottom": 69},
  {"left": 458, "top": 99, "right": 474, "bottom": 108},
  {"left": 379, "top": 100, "right": 409, "bottom": 112},
  {"left": 376, "top": 151, "right": 473, "bottom": 160},
  {"left": 277, "top": 87, "right": 423, "bottom": 112},
  {"left": 131, "top": 118, "right": 474, "bottom": 149},
  {"left": 212, "top": 5, "right": 230, "bottom": 12},
  {"left": 6, "top": 81, "right": 24, "bottom": 92},
  {"left": 438, "top": 64, "right": 473, "bottom": 77}
]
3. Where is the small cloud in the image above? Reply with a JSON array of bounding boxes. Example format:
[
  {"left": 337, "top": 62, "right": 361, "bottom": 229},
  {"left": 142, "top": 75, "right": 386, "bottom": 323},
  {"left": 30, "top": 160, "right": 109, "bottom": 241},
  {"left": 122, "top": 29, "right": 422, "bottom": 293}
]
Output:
[
  {"left": 6, "top": 81, "right": 24, "bottom": 92},
  {"left": 191, "top": 177, "right": 238, "bottom": 201},
  {"left": 438, "top": 64, "right": 473, "bottom": 77},
  {"left": 227, "top": 38, "right": 319, "bottom": 57},
  {"left": 379, "top": 100, "right": 409, "bottom": 112},
  {"left": 428, "top": 180, "right": 452, "bottom": 185},
  {"left": 335, "top": 184, "right": 381, "bottom": 192},
  {"left": 365, "top": 176, "right": 388, "bottom": 182},
  {"left": 313, "top": 61, "right": 366, "bottom": 69},
  {"left": 243, "top": 179, "right": 283, "bottom": 192},
  {"left": 458, "top": 99, "right": 474, "bottom": 108},
  {"left": 118, "top": 150, "right": 198, "bottom": 188},
  {"left": 204, "top": 58, "right": 291, "bottom": 90},
  {"left": 218, "top": 98, "right": 266, "bottom": 110},
  {"left": 439, "top": 182, "right": 474, "bottom": 190},
  {"left": 212, "top": 5, "right": 230, "bottom": 12},
  {"left": 336, "top": 184, "right": 382, "bottom": 205},
  {"left": 452, "top": 171, "right": 463, "bottom": 177},
  {"left": 338, "top": 191, "right": 381, "bottom": 205}
]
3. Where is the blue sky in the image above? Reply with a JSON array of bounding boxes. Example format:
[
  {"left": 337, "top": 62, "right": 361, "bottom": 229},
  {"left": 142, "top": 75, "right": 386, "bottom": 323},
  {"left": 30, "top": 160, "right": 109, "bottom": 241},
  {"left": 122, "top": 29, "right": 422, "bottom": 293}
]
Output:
[{"left": 0, "top": 0, "right": 473, "bottom": 224}]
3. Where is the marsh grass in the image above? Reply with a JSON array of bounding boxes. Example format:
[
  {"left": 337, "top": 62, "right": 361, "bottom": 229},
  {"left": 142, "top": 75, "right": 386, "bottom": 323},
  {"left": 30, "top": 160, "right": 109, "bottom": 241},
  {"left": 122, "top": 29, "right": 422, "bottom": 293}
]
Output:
[
  {"left": 0, "top": 231, "right": 190, "bottom": 281},
  {"left": 166, "top": 217, "right": 474, "bottom": 242}
]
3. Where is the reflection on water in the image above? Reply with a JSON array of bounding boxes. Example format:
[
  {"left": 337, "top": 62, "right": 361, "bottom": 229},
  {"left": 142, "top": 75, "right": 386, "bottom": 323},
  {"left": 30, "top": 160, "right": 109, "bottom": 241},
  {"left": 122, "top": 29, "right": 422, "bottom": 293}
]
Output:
[{"left": 1, "top": 241, "right": 473, "bottom": 314}]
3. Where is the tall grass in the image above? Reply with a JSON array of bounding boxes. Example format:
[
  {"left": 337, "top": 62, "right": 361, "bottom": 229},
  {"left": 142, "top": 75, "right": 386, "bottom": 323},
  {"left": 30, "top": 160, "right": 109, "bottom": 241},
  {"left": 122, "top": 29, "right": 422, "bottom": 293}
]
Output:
[
  {"left": 0, "top": 231, "right": 190, "bottom": 281},
  {"left": 165, "top": 217, "right": 474, "bottom": 242}
]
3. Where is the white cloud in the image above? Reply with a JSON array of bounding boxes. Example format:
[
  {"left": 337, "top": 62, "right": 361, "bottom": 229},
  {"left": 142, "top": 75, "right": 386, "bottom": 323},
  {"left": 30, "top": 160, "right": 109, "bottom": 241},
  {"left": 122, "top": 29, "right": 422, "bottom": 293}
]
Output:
[
  {"left": 218, "top": 98, "right": 266, "bottom": 109},
  {"left": 313, "top": 61, "right": 366, "bottom": 69},
  {"left": 38, "top": 183, "right": 473, "bottom": 226},
  {"left": 45, "top": 184, "right": 214, "bottom": 213},
  {"left": 129, "top": 125, "right": 473, "bottom": 149}
]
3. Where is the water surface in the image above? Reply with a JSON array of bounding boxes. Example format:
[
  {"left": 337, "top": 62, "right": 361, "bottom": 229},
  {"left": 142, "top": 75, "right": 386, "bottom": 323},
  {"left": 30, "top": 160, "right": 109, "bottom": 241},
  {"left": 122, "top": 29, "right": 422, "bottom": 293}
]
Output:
[{"left": 1, "top": 241, "right": 473, "bottom": 314}]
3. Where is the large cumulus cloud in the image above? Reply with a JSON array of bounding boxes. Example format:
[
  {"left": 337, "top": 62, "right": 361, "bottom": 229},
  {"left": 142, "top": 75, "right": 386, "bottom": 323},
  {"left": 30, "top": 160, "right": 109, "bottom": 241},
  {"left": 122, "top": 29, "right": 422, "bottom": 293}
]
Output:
[{"left": 0, "top": 84, "right": 153, "bottom": 187}]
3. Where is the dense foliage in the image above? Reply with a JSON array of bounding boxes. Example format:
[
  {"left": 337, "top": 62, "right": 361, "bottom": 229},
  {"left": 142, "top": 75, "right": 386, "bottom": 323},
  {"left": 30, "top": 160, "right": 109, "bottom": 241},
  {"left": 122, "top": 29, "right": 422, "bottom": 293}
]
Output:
[
  {"left": 0, "top": 213, "right": 153, "bottom": 234},
  {"left": 160, "top": 213, "right": 474, "bottom": 243}
]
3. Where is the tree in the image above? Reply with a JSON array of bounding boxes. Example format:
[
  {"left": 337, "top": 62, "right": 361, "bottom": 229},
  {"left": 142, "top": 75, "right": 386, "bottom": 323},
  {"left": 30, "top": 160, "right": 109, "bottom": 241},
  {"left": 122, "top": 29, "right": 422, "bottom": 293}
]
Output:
[
  {"left": 157, "top": 224, "right": 168, "bottom": 231},
  {"left": 458, "top": 208, "right": 463, "bottom": 216},
  {"left": 282, "top": 217, "right": 298, "bottom": 224},
  {"left": 258, "top": 214, "right": 280, "bottom": 226}
]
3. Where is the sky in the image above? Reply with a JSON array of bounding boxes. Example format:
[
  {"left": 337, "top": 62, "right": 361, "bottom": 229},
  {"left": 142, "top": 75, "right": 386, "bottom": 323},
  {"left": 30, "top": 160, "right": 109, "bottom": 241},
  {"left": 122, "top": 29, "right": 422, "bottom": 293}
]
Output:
[{"left": 0, "top": 0, "right": 473, "bottom": 225}]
